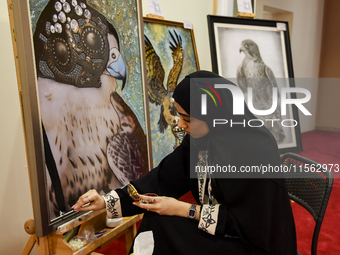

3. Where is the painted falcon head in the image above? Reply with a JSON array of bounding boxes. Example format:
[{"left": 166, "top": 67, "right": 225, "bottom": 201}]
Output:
[
  {"left": 239, "top": 39, "right": 262, "bottom": 62},
  {"left": 33, "top": 0, "right": 126, "bottom": 88},
  {"left": 33, "top": 0, "right": 130, "bottom": 217}
]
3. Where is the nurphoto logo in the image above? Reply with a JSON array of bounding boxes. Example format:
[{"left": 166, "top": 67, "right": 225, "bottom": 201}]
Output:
[
  {"left": 199, "top": 84, "right": 311, "bottom": 128},
  {"left": 197, "top": 82, "right": 222, "bottom": 113}
]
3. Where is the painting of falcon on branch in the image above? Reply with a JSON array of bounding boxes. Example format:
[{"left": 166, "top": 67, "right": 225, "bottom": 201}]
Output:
[{"left": 237, "top": 39, "right": 286, "bottom": 143}]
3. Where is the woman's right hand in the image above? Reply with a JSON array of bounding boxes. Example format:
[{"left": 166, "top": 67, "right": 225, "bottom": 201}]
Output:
[{"left": 72, "top": 189, "right": 105, "bottom": 212}]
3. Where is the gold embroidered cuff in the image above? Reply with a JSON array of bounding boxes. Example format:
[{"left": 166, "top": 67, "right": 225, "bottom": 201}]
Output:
[
  {"left": 103, "top": 190, "right": 122, "bottom": 219},
  {"left": 198, "top": 204, "right": 220, "bottom": 235}
]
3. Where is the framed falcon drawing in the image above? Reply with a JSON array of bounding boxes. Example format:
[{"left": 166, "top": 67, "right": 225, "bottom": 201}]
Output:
[
  {"left": 143, "top": 18, "right": 200, "bottom": 166},
  {"left": 207, "top": 15, "right": 302, "bottom": 153},
  {"left": 8, "top": 0, "right": 151, "bottom": 236}
]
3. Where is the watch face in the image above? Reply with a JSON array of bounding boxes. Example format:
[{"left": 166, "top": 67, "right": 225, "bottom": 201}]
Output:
[
  {"left": 188, "top": 209, "right": 196, "bottom": 218},
  {"left": 188, "top": 204, "right": 196, "bottom": 219}
]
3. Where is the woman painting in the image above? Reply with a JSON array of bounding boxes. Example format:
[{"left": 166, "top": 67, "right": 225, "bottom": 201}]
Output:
[{"left": 73, "top": 70, "right": 297, "bottom": 254}]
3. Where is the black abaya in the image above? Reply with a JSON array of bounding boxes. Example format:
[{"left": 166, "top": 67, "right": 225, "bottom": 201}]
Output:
[
  {"left": 103, "top": 71, "right": 297, "bottom": 254},
  {"left": 104, "top": 135, "right": 296, "bottom": 255}
]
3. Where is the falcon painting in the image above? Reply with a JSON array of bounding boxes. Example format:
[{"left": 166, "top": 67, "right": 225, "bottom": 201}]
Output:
[
  {"left": 144, "top": 30, "right": 183, "bottom": 134},
  {"left": 237, "top": 39, "right": 285, "bottom": 143},
  {"left": 33, "top": 0, "right": 148, "bottom": 218}
]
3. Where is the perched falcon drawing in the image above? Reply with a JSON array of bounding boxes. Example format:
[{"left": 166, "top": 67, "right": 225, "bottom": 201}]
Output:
[
  {"left": 144, "top": 30, "right": 183, "bottom": 136},
  {"left": 33, "top": 0, "right": 148, "bottom": 218},
  {"left": 237, "top": 39, "right": 286, "bottom": 143}
]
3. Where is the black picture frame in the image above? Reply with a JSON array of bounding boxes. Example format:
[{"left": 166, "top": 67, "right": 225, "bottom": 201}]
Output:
[{"left": 207, "top": 15, "right": 302, "bottom": 153}]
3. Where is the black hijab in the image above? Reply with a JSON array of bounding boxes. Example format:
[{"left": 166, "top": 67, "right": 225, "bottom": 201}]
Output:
[{"left": 173, "top": 71, "right": 297, "bottom": 255}]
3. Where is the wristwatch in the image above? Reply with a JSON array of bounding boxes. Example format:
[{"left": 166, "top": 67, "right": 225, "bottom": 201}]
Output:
[{"left": 188, "top": 204, "right": 197, "bottom": 219}]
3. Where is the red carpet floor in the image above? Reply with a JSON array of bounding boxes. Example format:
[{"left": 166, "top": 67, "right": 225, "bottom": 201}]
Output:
[
  {"left": 96, "top": 130, "right": 340, "bottom": 255},
  {"left": 292, "top": 130, "right": 340, "bottom": 255}
]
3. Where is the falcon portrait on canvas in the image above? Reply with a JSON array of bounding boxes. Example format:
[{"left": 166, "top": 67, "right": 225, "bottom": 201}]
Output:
[
  {"left": 33, "top": 0, "right": 148, "bottom": 217},
  {"left": 237, "top": 39, "right": 286, "bottom": 143}
]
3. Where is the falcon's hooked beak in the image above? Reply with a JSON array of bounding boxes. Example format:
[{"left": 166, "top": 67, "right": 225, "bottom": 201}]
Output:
[
  {"left": 239, "top": 44, "right": 245, "bottom": 54},
  {"left": 239, "top": 42, "right": 253, "bottom": 58},
  {"left": 106, "top": 47, "right": 127, "bottom": 90}
]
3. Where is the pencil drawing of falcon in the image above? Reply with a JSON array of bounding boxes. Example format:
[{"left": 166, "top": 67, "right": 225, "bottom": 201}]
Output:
[
  {"left": 145, "top": 30, "right": 183, "bottom": 133},
  {"left": 34, "top": 0, "right": 147, "bottom": 217},
  {"left": 237, "top": 39, "right": 286, "bottom": 143}
]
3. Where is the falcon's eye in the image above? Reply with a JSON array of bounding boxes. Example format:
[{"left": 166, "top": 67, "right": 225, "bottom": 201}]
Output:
[
  {"left": 245, "top": 44, "right": 249, "bottom": 48},
  {"left": 109, "top": 48, "right": 120, "bottom": 62}
]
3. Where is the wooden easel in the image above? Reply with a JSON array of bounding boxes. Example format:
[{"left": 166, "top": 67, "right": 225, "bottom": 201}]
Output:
[{"left": 22, "top": 210, "right": 143, "bottom": 255}]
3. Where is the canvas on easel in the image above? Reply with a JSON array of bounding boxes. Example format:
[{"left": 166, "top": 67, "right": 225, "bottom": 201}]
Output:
[{"left": 8, "top": 0, "right": 151, "bottom": 237}]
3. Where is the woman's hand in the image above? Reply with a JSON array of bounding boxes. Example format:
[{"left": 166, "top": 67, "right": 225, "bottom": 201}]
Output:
[
  {"left": 72, "top": 189, "right": 105, "bottom": 212},
  {"left": 133, "top": 195, "right": 200, "bottom": 220}
]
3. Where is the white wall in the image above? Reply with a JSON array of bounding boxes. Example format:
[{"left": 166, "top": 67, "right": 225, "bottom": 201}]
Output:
[
  {"left": 256, "top": 0, "right": 325, "bottom": 132},
  {"left": 0, "top": 1, "right": 37, "bottom": 254},
  {"left": 256, "top": 0, "right": 324, "bottom": 78}
]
